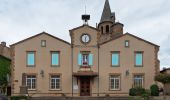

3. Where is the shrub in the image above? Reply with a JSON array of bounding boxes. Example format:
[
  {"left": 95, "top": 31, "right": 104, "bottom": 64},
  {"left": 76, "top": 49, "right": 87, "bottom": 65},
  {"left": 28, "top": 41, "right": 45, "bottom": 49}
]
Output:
[
  {"left": 11, "top": 96, "right": 28, "bottom": 100},
  {"left": 129, "top": 87, "right": 146, "bottom": 96},
  {"left": 150, "top": 84, "right": 159, "bottom": 96}
]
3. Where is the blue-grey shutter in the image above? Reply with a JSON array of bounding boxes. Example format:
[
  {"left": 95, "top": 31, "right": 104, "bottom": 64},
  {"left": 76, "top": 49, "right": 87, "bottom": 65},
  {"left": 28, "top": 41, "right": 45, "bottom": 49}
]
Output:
[
  {"left": 88, "top": 54, "right": 93, "bottom": 66},
  {"left": 78, "top": 53, "right": 82, "bottom": 66}
]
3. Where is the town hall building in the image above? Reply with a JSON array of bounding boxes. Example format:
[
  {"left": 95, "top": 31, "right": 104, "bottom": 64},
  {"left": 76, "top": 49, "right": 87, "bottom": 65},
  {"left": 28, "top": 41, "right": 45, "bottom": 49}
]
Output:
[{"left": 11, "top": 0, "right": 160, "bottom": 97}]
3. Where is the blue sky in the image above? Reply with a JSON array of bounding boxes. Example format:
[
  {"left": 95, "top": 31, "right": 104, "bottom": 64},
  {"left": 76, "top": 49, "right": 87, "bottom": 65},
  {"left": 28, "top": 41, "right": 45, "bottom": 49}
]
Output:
[{"left": 0, "top": 0, "right": 170, "bottom": 69}]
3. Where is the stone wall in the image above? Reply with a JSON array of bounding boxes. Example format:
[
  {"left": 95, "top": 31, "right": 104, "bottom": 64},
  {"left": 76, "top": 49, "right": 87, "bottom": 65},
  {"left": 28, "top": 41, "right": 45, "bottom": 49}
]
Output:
[{"left": 0, "top": 41, "right": 11, "bottom": 59}]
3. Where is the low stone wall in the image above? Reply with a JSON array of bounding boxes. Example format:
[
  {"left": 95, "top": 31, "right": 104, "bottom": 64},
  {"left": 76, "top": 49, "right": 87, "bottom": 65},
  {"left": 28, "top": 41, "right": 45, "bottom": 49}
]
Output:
[{"left": 30, "top": 96, "right": 140, "bottom": 100}]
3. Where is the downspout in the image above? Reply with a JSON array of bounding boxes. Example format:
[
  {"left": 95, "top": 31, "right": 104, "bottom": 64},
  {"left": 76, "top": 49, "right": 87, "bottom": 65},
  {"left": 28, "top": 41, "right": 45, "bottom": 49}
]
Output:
[
  {"left": 71, "top": 44, "right": 73, "bottom": 96},
  {"left": 97, "top": 44, "right": 100, "bottom": 96}
]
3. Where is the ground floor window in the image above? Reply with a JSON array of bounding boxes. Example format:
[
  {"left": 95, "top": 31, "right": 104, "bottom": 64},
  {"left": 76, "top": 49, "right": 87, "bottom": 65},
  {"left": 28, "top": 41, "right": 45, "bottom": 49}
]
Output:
[
  {"left": 134, "top": 75, "right": 144, "bottom": 88},
  {"left": 50, "top": 75, "right": 60, "bottom": 90},
  {"left": 110, "top": 75, "right": 120, "bottom": 90},
  {"left": 26, "top": 75, "right": 36, "bottom": 90}
]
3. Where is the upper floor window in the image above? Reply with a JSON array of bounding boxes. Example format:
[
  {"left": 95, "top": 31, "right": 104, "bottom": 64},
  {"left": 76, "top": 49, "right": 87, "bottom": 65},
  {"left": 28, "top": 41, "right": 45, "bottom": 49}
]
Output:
[
  {"left": 110, "top": 75, "right": 120, "bottom": 90},
  {"left": 125, "top": 40, "right": 129, "bottom": 47},
  {"left": 27, "top": 51, "right": 35, "bottom": 66},
  {"left": 111, "top": 52, "right": 120, "bottom": 67},
  {"left": 51, "top": 51, "right": 60, "bottom": 66},
  {"left": 26, "top": 75, "right": 36, "bottom": 90},
  {"left": 50, "top": 75, "right": 60, "bottom": 90},
  {"left": 135, "top": 52, "right": 143, "bottom": 66},
  {"left": 106, "top": 25, "right": 109, "bottom": 33},
  {"left": 133, "top": 75, "right": 144, "bottom": 88},
  {"left": 78, "top": 52, "right": 93, "bottom": 67},
  {"left": 41, "top": 40, "right": 46, "bottom": 47}
]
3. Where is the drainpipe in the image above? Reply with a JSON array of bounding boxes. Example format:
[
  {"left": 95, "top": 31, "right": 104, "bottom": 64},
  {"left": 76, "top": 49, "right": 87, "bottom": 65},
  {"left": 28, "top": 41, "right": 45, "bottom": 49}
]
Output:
[{"left": 97, "top": 44, "right": 100, "bottom": 96}]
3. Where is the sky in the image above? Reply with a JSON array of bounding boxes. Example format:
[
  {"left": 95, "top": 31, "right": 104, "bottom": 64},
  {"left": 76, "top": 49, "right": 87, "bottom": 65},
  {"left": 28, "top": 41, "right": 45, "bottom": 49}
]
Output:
[{"left": 0, "top": 0, "right": 170, "bottom": 69}]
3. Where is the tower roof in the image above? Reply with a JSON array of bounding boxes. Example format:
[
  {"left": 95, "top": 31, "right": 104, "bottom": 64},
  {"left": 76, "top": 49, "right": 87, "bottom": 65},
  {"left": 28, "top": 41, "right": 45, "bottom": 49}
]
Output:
[{"left": 100, "top": 0, "right": 112, "bottom": 23}]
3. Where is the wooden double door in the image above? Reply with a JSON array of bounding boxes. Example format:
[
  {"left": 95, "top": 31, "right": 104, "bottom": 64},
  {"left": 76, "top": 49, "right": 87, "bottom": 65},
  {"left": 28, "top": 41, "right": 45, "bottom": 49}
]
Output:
[{"left": 80, "top": 77, "right": 91, "bottom": 96}]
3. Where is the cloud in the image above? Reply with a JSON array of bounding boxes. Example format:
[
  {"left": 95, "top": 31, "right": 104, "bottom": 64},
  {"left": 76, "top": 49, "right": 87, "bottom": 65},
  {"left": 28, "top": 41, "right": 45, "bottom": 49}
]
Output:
[{"left": 0, "top": 0, "right": 170, "bottom": 69}]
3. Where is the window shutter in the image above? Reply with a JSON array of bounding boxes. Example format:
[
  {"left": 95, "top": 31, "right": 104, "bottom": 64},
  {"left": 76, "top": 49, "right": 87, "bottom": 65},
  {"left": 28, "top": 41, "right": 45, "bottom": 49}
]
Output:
[
  {"left": 78, "top": 53, "right": 82, "bottom": 66},
  {"left": 88, "top": 54, "right": 93, "bottom": 66}
]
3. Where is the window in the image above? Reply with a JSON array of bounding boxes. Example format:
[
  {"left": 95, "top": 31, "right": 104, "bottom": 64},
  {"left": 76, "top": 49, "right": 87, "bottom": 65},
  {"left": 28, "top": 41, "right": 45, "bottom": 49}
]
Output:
[
  {"left": 26, "top": 75, "right": 36, "bottom": 90},
  {"left": 82, "top": 54, "right": 88, "bottom": 66},
  {"left": 134, "top": 75, "right": 144, "bottom": 88},
  {"left": 50, "top": 75, "right": 60, "bottom": 90},
  {"left": 111, "top": 52, "right": 120, "bottom": 66},
  {"left": 27, "top": 51, "right": 35, "bottom": 66},
  {"left": 135, "top": 52, "right": 143, "bottom": 66},
  {"left": 125, "top": 40, "right": 129, "bottom": 47},
  {"left": 101, "top": 26, "right": 103, "bottom": 34},
  {"left": 78, "top": 53, "right": 93, "bottom": 66},
  {"left": 106, "top": 25, "right": 109, "bottom": 33},
  {"left": 41, "top": 40, "right": 46, "bottom": 47},
  {"left": 110, "top": 75, "right": 120, "bottom": 90},
  {"left": 51, "top": 52, "right": 59, "bottom": 66}
]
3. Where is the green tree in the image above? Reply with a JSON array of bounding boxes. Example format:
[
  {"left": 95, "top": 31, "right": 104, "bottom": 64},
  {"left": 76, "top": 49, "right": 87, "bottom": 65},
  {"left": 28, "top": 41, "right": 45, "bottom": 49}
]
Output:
[
  {"left": 0, "top": 56, "right": 11, "bottom": 94},
  {"left": 155, "top": 73, "right": 170, "bottom": 99}
]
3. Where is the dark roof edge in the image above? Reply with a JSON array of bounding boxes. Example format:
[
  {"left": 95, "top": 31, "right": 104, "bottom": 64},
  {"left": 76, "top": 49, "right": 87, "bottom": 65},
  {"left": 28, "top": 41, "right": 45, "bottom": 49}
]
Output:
[
  {"left": 69, "top": 25, "right": 99, "bottom": 32},
  {"left": 10, "top": 32, "right": 71, "bottom": 46},
  {"left": 100, "top": 32, "right": 160, "bottom": 47}
]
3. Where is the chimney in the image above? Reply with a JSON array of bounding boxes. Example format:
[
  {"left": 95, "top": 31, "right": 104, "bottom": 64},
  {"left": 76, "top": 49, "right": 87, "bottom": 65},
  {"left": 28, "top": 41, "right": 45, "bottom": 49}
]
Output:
[{"left": 1, "top": 41, "right": 6, "bottom": 47}]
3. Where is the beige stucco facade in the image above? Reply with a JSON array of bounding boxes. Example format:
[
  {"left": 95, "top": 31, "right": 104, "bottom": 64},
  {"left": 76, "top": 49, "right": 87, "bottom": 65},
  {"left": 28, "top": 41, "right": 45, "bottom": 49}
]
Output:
[{"left": 10, "top": 0, "right": 160, "bottom": 97}]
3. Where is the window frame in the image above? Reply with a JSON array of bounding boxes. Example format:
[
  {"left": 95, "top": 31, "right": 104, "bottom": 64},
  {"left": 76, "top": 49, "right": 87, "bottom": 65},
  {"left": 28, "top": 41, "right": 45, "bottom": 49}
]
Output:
[
  {"left": 49, "top": 74, "right": 61, "bottom": 91},
  {"left": 41, "top": 40, "right": 46, "bottom": 47},
  {"left": 26, "top": 51, "right": 36, "bottom": 67},
  {"left": 109, "top": 74, "right": 121, "bottom": 91},
  {"left": 26, "top": 75, "right": 37, "bottom": 90},
  {"left": 51, "top": 51, "right": 60, "bottom": 67},
  {"left": 125, "top": 40, "right": 129, "bottom": 48},
  {"left": 135, "top": 51, "right": 143, "bottom": 67},
  {"left": 133, "top": 74, "right": 144, "bottom": 88},
  {"left": 82, "top": 53, "right": 89, "bottom": 66},
  {"left": 111, "top": 51, "right": 120, "bottom": 67}
]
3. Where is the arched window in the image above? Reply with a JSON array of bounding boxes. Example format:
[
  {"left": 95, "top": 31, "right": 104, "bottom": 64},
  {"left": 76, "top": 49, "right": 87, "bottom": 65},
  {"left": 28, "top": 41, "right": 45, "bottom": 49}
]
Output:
[
  {"left": 106, "top": 25, "right": 109, "bottom": 33},
  {"left": 101, "top": 26, "right": 103, "bottom": 34}
]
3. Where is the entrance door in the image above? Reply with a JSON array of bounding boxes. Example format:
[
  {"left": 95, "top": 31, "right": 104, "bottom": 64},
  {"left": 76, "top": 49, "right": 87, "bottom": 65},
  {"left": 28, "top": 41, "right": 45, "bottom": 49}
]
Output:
[{"left": 80, "top": 77, "right": 90, "bottom": 96}]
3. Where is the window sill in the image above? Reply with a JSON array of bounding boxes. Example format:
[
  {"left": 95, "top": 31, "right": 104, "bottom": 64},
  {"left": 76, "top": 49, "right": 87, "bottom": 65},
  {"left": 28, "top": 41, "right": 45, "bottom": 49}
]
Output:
[
  {"left": 111, "top": 65, "right": 120, "bottom": 67},
  {"left": 80, "top": 66, "right": 91, "bottom": 68},
  {"left": 109, "top": 89, "right": 121, "bottom": 91},
  {"left": 26, "top": 65, "right": 35, "bottom": 67},
  {"left": 28, "top": 89, "right": 37, "bottom": 91},
  {"left": 51, "top": 65, "right": 60, "bottom": 67},
  {"left": 134, "top": 65, "right": 143, "bottom": 67},
  {"left": 49, "top": 89, "right": 61, "bottom": 91}
]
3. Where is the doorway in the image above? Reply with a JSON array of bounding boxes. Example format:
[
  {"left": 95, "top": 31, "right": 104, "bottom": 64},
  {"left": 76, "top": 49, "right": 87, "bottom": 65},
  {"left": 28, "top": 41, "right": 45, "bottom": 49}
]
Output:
[{"left": 80, "top": 77, "right": 91, "bottom": 96}]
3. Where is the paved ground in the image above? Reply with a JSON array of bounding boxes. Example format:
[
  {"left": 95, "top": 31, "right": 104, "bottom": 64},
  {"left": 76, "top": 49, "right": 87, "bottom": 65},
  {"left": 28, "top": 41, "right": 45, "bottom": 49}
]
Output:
[{"left": 152, "top": 96, "right": 170, "bottom": 100}]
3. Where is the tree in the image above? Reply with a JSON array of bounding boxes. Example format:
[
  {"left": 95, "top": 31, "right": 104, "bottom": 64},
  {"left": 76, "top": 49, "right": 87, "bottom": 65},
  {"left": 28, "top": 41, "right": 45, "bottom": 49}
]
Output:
[
  {"left": 0, "top": 56, "right": 11, "bottom": 94},
  {"left": 155, "top": 73, "right": 170, "bottom": 96}
]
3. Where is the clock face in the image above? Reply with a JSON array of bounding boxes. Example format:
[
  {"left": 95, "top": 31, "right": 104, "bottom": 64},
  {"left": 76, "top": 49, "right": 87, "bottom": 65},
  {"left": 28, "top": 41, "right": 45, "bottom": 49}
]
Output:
[{"left": 81, "top": 34, "right": 90, "bottom": 43}]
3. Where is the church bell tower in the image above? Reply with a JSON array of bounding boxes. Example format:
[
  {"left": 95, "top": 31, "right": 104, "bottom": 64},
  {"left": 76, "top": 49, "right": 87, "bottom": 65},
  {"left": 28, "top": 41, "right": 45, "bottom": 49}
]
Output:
[{"left": 98, "top": 0, "right": 124, "bottom": 43}]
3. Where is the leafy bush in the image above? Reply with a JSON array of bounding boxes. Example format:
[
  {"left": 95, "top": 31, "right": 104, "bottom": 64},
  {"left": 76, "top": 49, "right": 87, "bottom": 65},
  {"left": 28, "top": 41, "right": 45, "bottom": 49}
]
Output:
[
  {"left": 129, "top": 87, "right": 146, "bottom": 96},
  {"left": 150, "top": 84, "right": 159, "bottom": 96},
  {"left": 11, "top": 96, "right": 28, "bottom": 100}
]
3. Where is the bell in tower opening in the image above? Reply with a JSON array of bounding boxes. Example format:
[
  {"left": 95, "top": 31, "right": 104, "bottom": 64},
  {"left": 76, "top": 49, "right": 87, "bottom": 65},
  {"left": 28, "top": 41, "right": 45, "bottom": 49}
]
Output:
[{"left": 82, "top": 14, "right": 90, "bottom": 25}]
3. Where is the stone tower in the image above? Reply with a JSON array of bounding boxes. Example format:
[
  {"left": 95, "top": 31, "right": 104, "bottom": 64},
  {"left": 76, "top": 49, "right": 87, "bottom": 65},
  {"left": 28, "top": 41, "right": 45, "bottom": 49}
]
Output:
[{"left": 98, "top": 0, "right": 124, "bottom": 43}]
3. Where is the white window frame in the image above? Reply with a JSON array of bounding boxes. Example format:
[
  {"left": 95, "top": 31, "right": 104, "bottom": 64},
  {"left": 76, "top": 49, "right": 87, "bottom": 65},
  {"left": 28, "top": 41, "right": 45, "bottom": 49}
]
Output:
[
  {"left": 41, "top": 40, "right": 46, "bottom": 47},
  {"left": 110, "top": 75, "right": 120, "bottom": 90},
  {"left": 125, "top": 40, "right": 129, "bottom": 47},
  {"left": 50, "top": 75, "right": 60, "bottom": 90},
  {"left": 26, "top": 75, "right": 36, "bottom": 90},
  {"left": 134, "top": 75, "right": 144, "bottom": 88}
]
